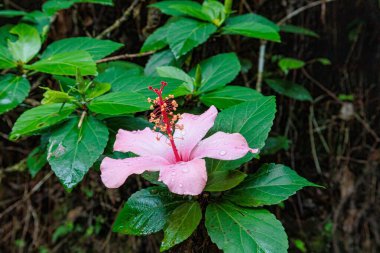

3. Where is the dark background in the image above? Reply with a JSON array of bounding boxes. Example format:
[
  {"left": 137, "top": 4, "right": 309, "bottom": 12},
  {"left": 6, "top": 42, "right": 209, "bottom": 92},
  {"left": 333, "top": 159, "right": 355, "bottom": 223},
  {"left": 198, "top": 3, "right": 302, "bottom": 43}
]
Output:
[{"left": 0, "top": 0, "right": 379, "bottom": 252}]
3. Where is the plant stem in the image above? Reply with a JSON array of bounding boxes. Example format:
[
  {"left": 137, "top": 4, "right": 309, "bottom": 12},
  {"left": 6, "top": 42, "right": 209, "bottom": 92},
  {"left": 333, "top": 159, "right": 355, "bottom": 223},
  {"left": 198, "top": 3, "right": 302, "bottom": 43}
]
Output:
[
  {"left": 256, "top": 41, "right": 267, "bottom": 92},
  {"left": 224, "top": 0, "right": 233, "bottom": 15}
]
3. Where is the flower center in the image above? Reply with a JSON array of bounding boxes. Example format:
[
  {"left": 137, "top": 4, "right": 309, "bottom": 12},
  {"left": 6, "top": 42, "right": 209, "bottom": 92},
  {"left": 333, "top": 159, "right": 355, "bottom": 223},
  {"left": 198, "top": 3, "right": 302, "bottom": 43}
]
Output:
[{"left": 148, "top": 82, "right": 182, "bottom": 162}]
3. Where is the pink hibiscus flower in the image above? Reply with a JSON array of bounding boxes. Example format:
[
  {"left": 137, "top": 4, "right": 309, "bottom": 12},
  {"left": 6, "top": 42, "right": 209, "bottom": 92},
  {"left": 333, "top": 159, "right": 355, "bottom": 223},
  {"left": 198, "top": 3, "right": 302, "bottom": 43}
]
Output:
[{"left": 100, "top": 82, "right": 258, "bottom": 195}]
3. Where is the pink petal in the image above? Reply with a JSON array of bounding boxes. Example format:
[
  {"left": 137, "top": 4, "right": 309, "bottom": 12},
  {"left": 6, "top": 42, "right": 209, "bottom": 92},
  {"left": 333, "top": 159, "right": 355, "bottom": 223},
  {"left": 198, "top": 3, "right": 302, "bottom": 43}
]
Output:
[
  {"left": 190, "top": 132, "right": 259, "bottom": 160},
  {"left": 114, "top": 127, "right": 175, "bottom": 163},
  {"left": 158, "top": 158, "right": 207, "bottom": 196},
  {"left": 173, "top": 106, "right": 218, "bottom": 161},
  {"left": 100, "top": 156, "right": 169, "bottom": 188}
]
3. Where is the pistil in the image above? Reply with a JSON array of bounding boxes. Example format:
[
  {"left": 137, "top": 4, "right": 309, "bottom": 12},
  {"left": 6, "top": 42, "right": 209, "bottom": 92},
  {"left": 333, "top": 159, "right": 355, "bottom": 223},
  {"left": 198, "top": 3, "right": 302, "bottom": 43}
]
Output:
[{"left": 148, "top": 82, "right": 182, "bottom": 162}]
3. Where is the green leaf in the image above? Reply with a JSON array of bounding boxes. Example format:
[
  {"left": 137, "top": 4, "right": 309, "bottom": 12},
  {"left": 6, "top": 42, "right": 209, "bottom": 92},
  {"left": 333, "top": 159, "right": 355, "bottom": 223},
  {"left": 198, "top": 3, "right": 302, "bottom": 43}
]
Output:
[
  {"left": 41, "top": 37, "right": 123, "bottom": 61},
  {"left": 0, "top": 10, "right": 27, "bottom": 18},
  {"left": 0, "top": 74, "right": 30, "bottom": 114},
  {"left": 9, "top": 103, "right": 76, "bottom": 140},
  {"left": 151, "top": 1, "right": 210, "bottom": 22},
  {"left": 141, "top": 22, "right": 171, "bottom": 53},
  {"left": 144, "top": 49, "right": 184, "bottom": 76},
  {"left": 225, "top": 163, "right": 319, "bottom": 207},
  {"left": 47, "top": 116, "right": 108, "bottom": 189},
  {"left": 98, "top": 61, "right": 144, "bottom": 74},
  {"left": 223, "top": 14, "right": 281, "bottom": 42},
  {"left": 189, "top": 52, "right": 240, "bottom": 93},
  {"left": 0, "top": 45, "right": 16, "bottom": 69},
  {"left": 7, "top": 23, "right": 41, "bottom": 63},
  {"left": 265, "top": 79, "right": 312, "bottom": 101},
  {"left": 26, "top": 50, "right": 97, "bottom": 76},
  {"left": 113, "top": 187, "right": 185, "bottom": 235},
  {"left": 88, "top": 92, "right": 149, "bottom": 115},
  {"left": 42, "top": 0, "right": 75, "bottom": 15},
  {"left": 205, "top": 202, "right": 288, "bottom": 253},
  {"left": 42, "top": 0, "right": 113, "bottom": 15},
  {"left": 161, "top": 201, "right": 202, "bottom": 251},
  {"left": 204, "top": 170, "right": 246, "bottom": 192},
  {"left": 98, "top": 75, "right": 191, "bottom": 98},
  {"left": 21, "top": 11, "right": 51, "bottom": 41},
  {"left": 207, "top": 97, "right": 276, "bottom": 172},
  {"left": 85, "top": 82, "right": 111, "bottom": 99},
  {"left": 74, "top": 0, "right": 114, "bottom": 6},
  {"left": 280, "top": 24, "right": 319, "bottom": 38},
  {"left": 106, "top": 116, "right": 152, "bottom": 132},
  {"left": 200, "top": 86, "right": 262, "bottom": 109},
  {"left": 95, "top": 66, "right": 142, "bottom": 88},
  {"left": 278, "top": 57, "right": 305, "bottom": 74},
  {"left": 156, "top": 66, "right": 194, "bottom": 91},
  {"left": 167, "top": 18, "right": 217, "bottom": 58},
  {"left": 27, "top": 145, "right": 47, "bottom": 178},
  {"left": 261, "top": 136, "right": 290, "bottom": 155}
]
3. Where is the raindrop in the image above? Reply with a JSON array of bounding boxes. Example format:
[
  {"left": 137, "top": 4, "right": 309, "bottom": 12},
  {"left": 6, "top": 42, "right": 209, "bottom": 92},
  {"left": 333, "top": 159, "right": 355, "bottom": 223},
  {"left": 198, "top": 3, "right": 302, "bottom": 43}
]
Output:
[
  {"left": 171, "top": 172, "right": 176, "bottom": 176},
  {"left": 182, "top": 167, "right": 188, "bottom": 173},
  {"left": 179, "top": 184, "right": 183, "bottom": 188},
  {"left": 219, "top": 150, "right": 226, "bottom": 156},
  {"left": 171, "top": 178, "right": 175, "bottom": 182}
]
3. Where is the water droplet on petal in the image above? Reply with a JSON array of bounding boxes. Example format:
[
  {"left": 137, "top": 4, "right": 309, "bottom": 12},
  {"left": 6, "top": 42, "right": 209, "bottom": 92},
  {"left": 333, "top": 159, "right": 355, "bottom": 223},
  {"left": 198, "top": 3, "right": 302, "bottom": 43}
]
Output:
[
  {"left": 182, "top": 167, "right": 188, "bottom": 173},
  {"left": 219, "top": 150, "right": 226, "bottom": 156},
  {"left": 179, "top": 184, "right": 183, "bottom": 188},
  {"left": 171, "top": 178, "right": 175, "bottom": 182},
  {"left": 171, "top": 172, "right": 176, "bottom": 176}
]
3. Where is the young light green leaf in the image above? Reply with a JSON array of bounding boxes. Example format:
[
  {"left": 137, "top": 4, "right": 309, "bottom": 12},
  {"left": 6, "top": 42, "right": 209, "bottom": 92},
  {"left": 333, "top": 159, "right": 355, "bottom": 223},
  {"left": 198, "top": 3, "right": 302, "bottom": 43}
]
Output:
[
  {"left": 0, "top": 74, "right": 30, "bottom": 114},
  {"left": 7, "top": 23, "right": 41, "bottom": 63},
  {"left": 41, "top": 88, "right": 75, "bottom": 104},
  {"left": 167, "top": 18, "right": 217, "bottom": 58},
  {"left": 206, "top": 202, "right": 288, "bottom": 253},
  {"left": 315, "top": 57, "right": 331, "bottom": 65},
  {"left": 9, "top": 103, "right": 76, "bottom": 140},
  {"left": 280, "top": 24, "right": 319, "bottom": 38},
  {"left": 156, "top": 66, "right": 194, "bottom": 91},
  {"left": 47, "top": 116, "right": 108, "bottom": 189},
  {"left": 113, "top": 187, "right": 185, "bottom": 235},
  {"left": 278, "top": 57, "right": 305, "bottom": 74},
  {"left": 88, "top": 92, "right": 149, "bottom": 115},
  {"left": 200, "top": 86, "right": 262, "bottom": 109},
  {"left": 225, "top": 163, "right": 319, "bottom": 207},
  {"left": 161, "top": 201, "right": 202, "bottom": 251},
  {"left": 201, "top": 0, "right": 226, "bottom": 26},
  {"left": 150, "top": 1, "right": 210, "bottom": 22},
  {"left": 26, "top": 50, "right": 97, "bottom": 76},
  {"left": 207, "top": 97, "right": 276, "bottom": 172},
  {"left": 223, "top": 14, "right": 281, "bottom": 42},
  {"left": 265, "top": 79, "right": 312, "bottom": 101},
  {"left": 41, "top": 37, "right": 123, "bottom": 60},
  {"left": 144, "top": 49, "right": 184, "bottom": 76},
  {"left": 189, "top": 52, "right": 240, "bottom": 93},
  {"left": 204, "top": 170, "right": 246, "bottom": 192},
  {"left": 27, "top": 145, "right": 47, "bottom": 178}
]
